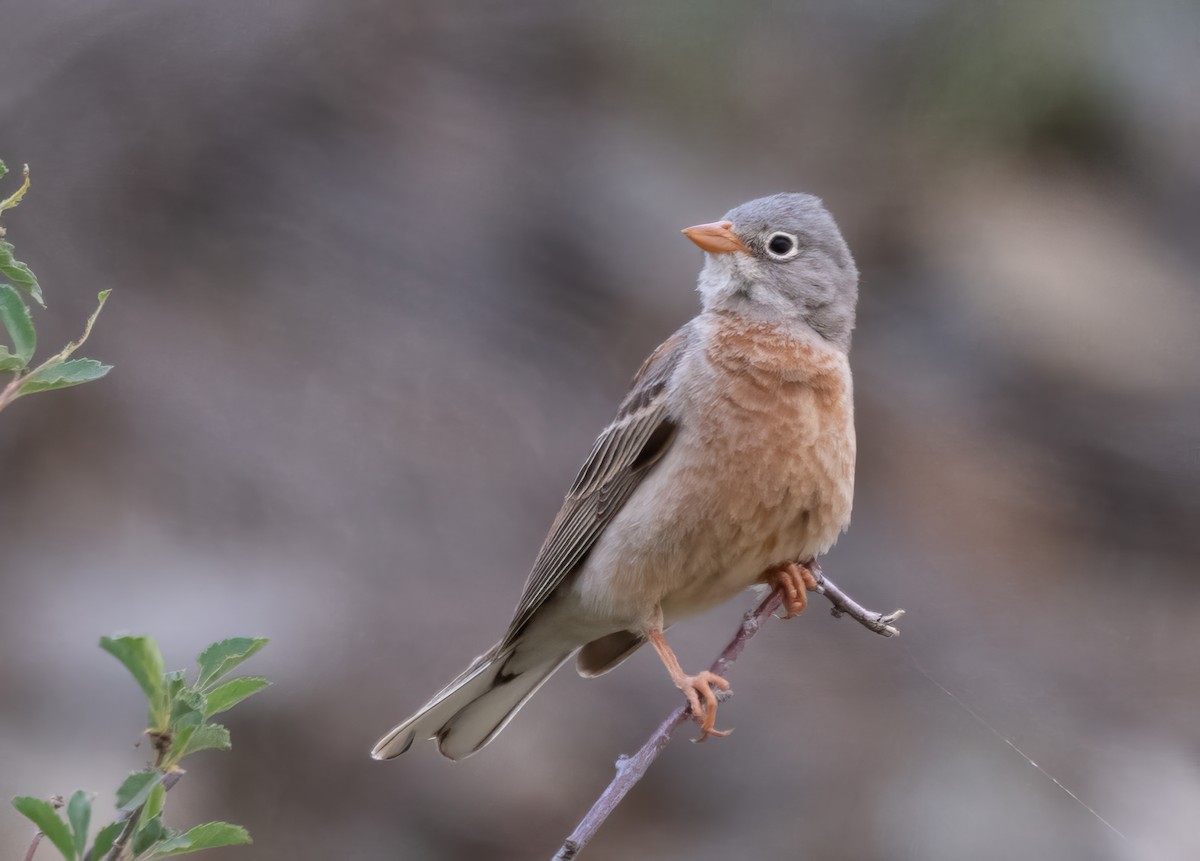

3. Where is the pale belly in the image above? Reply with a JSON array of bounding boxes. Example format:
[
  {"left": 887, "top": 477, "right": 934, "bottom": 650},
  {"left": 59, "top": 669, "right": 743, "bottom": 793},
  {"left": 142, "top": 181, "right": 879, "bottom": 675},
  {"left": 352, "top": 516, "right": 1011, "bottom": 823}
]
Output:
[{"left": 570, "top": 362, "right": 855, "bottom": 630}]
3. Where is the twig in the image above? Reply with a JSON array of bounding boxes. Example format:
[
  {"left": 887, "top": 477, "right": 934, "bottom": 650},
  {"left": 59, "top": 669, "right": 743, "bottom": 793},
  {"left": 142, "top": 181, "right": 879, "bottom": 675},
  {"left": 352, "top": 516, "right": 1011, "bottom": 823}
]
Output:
[
  {"left": 23, "top": 832, "right": 45, "bottom": 861},
  {"left": 0, "top": 288, "right": 110, "bottom": 415},
  {"left": 808, "top": 561, "right": 905, "bottom": 637},
  {"left": 0, "top": 374, "right": 24, "bottom": 414},
  {"left": 102, "top": 804, "right": 144, "bottom": 861},
  {"left": 101, "top": 770, "right": 184, "bottom": 861},
  {"left": 22, "top": 796, "right": 63, "bottom": 861},
  {"left": 552, "top": 568, "right": 903, "bottom": 860}
]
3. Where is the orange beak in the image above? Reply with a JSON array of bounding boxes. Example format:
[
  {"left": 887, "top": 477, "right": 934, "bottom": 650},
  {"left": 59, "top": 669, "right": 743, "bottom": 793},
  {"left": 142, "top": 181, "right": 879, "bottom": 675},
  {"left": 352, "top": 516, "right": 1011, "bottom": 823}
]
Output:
[{"left": 681, "top": 220, "right": 750, "bottom": 255}]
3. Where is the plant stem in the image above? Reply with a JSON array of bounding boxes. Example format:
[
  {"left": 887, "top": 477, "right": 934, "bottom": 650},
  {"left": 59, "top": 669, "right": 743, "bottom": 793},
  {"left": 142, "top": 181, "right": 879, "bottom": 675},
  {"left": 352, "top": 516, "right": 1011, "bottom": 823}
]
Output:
[
  {"left": 808, "top": 561, "right": 905, "bottom": 636},
  {"left": 102, "top": 807, "right": 144, "bottom": 861},
  {"left": 24, "top": 831, "right": 45, "bottom": 861},
  {"left": 0, "top": 373, "right": 24, "bottom": 413}
]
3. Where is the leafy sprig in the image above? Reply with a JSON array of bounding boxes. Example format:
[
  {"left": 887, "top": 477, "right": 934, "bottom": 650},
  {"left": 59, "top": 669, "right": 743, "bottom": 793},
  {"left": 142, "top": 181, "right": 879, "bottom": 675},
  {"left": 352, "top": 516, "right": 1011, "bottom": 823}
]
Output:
[
  {"left": 12, "top": 636, "right": 269, "bottom": 860},
  {"left": 0, "top": 159, "right": 110, "bottom": 412}
]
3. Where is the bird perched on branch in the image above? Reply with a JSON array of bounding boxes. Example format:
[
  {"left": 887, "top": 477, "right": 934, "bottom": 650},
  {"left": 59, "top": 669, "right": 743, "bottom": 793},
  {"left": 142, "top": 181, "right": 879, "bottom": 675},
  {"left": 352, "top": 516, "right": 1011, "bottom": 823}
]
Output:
[{"left": 373, "top": 192, "right": 859, "bottom": 761}]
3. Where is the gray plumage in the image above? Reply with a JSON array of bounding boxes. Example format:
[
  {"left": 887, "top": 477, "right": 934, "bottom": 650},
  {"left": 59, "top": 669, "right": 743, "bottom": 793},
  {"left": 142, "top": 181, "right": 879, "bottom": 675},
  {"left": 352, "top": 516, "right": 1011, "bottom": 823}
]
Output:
[{"left": 698, "top": 193, "right": 859, "bottom": 349}]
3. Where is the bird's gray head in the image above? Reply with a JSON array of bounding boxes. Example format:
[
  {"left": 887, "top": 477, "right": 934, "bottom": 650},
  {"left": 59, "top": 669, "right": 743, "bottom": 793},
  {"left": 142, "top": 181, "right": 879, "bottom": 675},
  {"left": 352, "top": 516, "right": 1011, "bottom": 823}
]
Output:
[{"left": 683, "top": 192, "right": 859, "bottom": 350}]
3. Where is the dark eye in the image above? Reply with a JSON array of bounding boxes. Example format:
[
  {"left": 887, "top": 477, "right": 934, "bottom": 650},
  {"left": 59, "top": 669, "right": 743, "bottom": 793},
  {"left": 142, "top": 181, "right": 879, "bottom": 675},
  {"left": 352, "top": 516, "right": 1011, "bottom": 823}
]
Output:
[{"left": 765, "top": 232, "right": 798, "bottom": 259}]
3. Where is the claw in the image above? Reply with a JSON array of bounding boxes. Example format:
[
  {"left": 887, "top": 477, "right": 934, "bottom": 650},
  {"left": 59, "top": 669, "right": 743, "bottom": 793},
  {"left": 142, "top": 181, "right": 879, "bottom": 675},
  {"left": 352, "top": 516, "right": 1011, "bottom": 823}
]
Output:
[
  {"left": 763, "top": 561, "right": 819, "bottom": 619},
  {"left": 678, "top": 670, "right": 732, "bottom": 741}
]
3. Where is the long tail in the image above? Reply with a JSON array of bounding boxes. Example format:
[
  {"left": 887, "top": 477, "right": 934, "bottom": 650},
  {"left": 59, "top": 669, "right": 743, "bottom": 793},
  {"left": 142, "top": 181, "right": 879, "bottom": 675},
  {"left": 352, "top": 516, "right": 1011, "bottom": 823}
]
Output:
[{"left": 371, "top": 647, "right": 570, "bottom": 761}]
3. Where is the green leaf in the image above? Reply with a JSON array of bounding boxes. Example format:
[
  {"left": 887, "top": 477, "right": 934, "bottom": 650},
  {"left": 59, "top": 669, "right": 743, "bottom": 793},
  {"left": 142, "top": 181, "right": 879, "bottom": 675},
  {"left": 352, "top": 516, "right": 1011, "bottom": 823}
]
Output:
[
  {"left": 0, "top": 344, "right": 24, "bottom": 371},
  {"left": 67, "top": 791, "right": 91, "bottom": 858},
  {"left": 165, "top": 670, "right": 186, "bottom": 704},
  {"left": 0, "top": 160, "right": 7, "bottom": 181},
  {"left": 165, "top": 689, "right": 205, "bottom": 765},
  {"left": 0, "top": 240, "right": 43, "bottom": 306},
  {"left": 0, "top": 163, "right": 31, "bottom": 215},
  {"left": 133, "top": 815, "right": 163, "bottom": 856},
  {"left": 0, "top": 283, "right": 35, "bottom": 364},
  {"left": 172, "top": 687, "right": 206, "bottom": 715},
  {"left": 195, "top": 638, "right": 268, "bottom": 689},
  {"left": 204, "top": 677, "right": 269, "bottom": 717},
  {"left": 18, "top": 357, "right": 111, "bottom": 395},
  {"left": 91, "top": 821, "right": 123, "bottom": 860},
  {"left": 168, "top": 726, "right": 196, "bottom": 764},
  {"left": 56, "top": 289, "right": 110, "bottom": 364},
  {"left": 169, "top": 689, "right": 206, "bottom": 731},
  {"left": 180, "top": 723, "right": 231, "bottom": 757},
  {"left": 115, "top": 772, "right": 162, "bottom": 813},
  {"left": 146, "top": 822, "right": 251, "bottom": 858},
  {"left": 100, "top": 636, "right": 168, "bottom": 728},
  {"left": 12, "top": 797, "right": 76, "bottom": 861},
  {"left": 143, "top": 825, "right": 183, "bottom": 855},
  {"left": 142, "top": 783, "right": 166, "bottom": 824}
]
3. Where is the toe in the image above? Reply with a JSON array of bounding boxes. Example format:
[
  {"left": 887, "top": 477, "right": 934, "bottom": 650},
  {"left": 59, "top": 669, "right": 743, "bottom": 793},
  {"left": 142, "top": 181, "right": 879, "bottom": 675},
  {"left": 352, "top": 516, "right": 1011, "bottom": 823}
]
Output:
[
  {"left": 798, "top": 565, "right": 819, "bottom": 593},
  {"left": 703, "top": 671, "right": 730, "bottom": 691},
  {"left": 794, "top": 588, "right": 807, "bottom": 615},
  {"left": 688, "top": 673, "right": 732, "bottom": 740}
]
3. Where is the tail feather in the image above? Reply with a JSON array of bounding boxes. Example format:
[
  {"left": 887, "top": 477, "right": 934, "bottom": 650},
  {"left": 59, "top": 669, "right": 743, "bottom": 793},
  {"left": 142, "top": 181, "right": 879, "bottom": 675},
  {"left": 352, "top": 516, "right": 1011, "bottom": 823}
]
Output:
[
  {"left": 436, "top": 653, "right": 569, "bottom": 760},
  {"left": 371, "top": 648, "right": 569, "bottom": 761}
]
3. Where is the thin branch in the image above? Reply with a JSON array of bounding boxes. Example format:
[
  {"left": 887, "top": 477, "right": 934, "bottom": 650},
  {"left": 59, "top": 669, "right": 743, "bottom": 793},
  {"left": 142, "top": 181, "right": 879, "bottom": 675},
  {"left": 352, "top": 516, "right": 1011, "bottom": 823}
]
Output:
[
  {"left": 0, "top": 374, "right": 24, "bottom": 414},
  {"left": 102, "top": 804, "right": 144, "bottom": 861},
  {"left": 23, "top": 831, "right": 45, "bottom": 861},
  {"left": 553, "top": 568, "right": 903, "bottom": 860},
  {"left": 808, "top": 561, "right": 905, "bottom": 637}
]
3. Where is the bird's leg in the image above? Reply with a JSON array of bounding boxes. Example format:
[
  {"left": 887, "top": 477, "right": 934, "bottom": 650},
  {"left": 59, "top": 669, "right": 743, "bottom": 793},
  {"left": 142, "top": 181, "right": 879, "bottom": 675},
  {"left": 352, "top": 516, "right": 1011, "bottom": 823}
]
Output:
[
  {"left": 761, "top": 559, "right": 820, "bottom": 620},
  {"left": 645, "top": 628, "right": 731, "bottom": 742}
]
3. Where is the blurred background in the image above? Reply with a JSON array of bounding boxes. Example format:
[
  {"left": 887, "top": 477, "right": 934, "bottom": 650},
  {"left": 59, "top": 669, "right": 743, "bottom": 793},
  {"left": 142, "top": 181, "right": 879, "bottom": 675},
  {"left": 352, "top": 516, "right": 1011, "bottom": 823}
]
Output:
[{"left": 2, "top": 1, "right": 1198, "bottom": 858}]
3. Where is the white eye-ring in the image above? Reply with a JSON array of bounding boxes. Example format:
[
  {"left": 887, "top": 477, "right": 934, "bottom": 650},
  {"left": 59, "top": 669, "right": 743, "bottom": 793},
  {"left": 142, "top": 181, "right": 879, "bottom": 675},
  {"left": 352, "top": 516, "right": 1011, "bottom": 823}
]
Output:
[{"left": 764, "top": 231, "right": 800, "bottom": 260}]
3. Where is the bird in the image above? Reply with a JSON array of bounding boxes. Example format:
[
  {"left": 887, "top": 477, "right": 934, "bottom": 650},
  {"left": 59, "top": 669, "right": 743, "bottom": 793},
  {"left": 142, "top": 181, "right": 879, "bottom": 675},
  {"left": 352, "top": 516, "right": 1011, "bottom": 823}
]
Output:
[{"left": 372, "top": 192, "right": 859, "bottom": 761}]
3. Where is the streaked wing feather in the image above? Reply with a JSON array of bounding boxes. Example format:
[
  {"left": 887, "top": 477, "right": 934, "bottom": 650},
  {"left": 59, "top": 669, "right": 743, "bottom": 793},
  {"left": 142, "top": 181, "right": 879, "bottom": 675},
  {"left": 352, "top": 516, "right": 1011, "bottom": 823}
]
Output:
[{"left": 500, "top": 323, "right": 692, "bottom": 645}]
